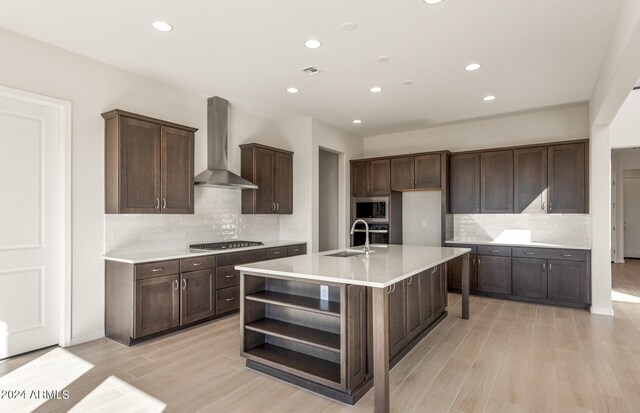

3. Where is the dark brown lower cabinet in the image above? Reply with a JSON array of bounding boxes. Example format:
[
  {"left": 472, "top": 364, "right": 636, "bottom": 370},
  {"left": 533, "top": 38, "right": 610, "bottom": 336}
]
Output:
[
  {"left": 180, "top": 269, "right": 215, "bottom": 324},
  {"left": 106, "top": 243, "right": 307, "bottom": 345},
  {"left": 547, "top": 259, "right": 588, "bottom": 304},
  {"left": 405, "top": 275, "right": 422, "bottom": 341},
  {"left": 135, "top": 273, "right": 180, "bottom": 338},
  {"left": 512, "top": 258, "right": 547, "bottom": 299},
  {"left": 389, "top": 280, "right": 407, "bottom": 358},
  {"left": 477, "top": 256, "right": 512, "bottom": 295}
]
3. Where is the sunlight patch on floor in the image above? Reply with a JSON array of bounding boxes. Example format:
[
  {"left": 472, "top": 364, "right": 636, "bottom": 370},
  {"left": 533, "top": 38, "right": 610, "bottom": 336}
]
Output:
[
  {"left": 612, "top": 290, "right": 640, "bottom": 303},
  {"left": 68, "top": 375, "right": 166, "bottom": 413},
  {"left": 0, "top": 347, "right": 93, "bottom": 412}
]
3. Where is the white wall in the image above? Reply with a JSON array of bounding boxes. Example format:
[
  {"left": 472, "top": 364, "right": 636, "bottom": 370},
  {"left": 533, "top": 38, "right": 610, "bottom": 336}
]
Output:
[
  {"left": 311, "top": 119, "right": 363, "bottom": 252},
  {"left": 588, "top": 0, "right": 640, "bottom": 316},
  {"left": 611, "top": 90, "right": 640, "bottom": 149},
  {"left": 319, "top": 150, "right": 339, "bottom": 251},
  {"left": 402, "top": 192, "right": 441, "bottom": 246},
  {"left": 363, "top": 104, "right": 589, "bottom": 157}
]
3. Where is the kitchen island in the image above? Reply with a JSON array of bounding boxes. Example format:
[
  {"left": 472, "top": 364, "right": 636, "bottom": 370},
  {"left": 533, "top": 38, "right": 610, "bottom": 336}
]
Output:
[{"left": 236, "top": 244, "right": 470, "bottom": 413}]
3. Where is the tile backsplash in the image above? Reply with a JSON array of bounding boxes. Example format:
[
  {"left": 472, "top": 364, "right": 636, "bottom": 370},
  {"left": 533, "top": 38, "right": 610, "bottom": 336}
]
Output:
[
  {"left": 105, "top": 187, "right": 280, "bottom": 253},
  {"left": 453, "top": 214, "right": 591, "bottom": 248}
]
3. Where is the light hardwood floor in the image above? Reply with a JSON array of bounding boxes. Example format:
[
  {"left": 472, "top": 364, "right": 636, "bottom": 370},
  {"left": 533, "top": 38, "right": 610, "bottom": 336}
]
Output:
[{"left": 2, "top": 261, "right": 640, "bottom": 412}]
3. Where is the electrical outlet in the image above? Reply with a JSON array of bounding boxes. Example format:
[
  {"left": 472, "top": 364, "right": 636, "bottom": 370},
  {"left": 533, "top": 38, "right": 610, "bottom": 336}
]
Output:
[
  {"left": 422, "top": 220, "right": 428, "bottom": 228},
  {"left": 320, "top": 285, "right": 329, "bottom": 301}
]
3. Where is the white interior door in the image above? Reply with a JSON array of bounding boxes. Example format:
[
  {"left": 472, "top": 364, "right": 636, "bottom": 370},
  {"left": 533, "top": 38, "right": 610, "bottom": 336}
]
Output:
[
  {"left": 624, "top": 176, "right": 640, "bottom": 259},
  {"left": 0, "top": 92, "right": 64, "bottom": 358}
]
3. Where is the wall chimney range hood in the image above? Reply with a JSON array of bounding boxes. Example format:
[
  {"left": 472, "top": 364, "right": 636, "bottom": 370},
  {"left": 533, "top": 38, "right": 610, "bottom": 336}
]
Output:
[{"left": 194, "top": 96, "right": 258, "bottom": 189}]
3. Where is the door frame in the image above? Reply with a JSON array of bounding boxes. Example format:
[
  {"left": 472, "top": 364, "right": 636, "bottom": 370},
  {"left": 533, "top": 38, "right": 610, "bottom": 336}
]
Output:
[{"left": 0, "top": 85, "right": 72, "bottom": 348}]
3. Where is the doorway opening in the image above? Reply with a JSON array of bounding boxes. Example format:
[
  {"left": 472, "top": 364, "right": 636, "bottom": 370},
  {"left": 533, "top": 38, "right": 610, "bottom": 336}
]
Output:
[{"left": 319, "top": 149, "right": 339, "bottom": 252}]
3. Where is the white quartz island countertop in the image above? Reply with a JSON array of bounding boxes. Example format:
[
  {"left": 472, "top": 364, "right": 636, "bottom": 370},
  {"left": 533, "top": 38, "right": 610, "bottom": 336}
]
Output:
[
  {"left": 445, "top": 239, "right": 591, "bottom": 250},
  {"left": 236, "top": 244, "right": 471, "bottom": 288}
]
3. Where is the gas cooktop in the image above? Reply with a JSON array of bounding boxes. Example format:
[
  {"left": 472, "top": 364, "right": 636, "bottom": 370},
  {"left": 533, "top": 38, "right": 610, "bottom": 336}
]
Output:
[{"left": 189, "top": 241, "right": 264, "bottom": 251}]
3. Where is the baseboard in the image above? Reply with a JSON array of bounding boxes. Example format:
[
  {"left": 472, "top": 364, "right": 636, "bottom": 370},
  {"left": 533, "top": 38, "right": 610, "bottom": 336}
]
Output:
[
  {"left": 68, "top": 331, "right": 105, "bottom": 347},
  {"left": 590, "top": 307, "right": 615, "bottom": 317}
]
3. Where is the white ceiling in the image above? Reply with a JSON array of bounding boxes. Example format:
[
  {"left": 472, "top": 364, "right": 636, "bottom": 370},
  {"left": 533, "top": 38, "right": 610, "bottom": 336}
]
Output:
[{"left": 0, "top": 0, "right": 622, "bottom": 136}]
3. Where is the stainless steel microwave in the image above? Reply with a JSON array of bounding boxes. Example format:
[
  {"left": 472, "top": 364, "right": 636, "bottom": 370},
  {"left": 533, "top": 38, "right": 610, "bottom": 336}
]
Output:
[{"left": 352, "top": 197, "right": 389, "bottom": 223}]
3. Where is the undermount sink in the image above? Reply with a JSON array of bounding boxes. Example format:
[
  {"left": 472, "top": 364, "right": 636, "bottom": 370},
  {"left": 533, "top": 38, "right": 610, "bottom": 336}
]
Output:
[{"left": 324, "top": 250, "right": 368, "bottom": 258}]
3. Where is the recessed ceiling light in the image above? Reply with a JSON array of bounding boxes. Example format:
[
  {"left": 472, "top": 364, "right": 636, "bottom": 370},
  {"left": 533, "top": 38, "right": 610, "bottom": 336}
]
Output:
[
  {"left": 377, "top": 56, "right": 391, "bottom": 63},
  {"left": 151, "top": 21, "right": 173, "bottom": 32},
  {"left": 402, "top": 80, "right": 415, "bottom": 86},
  {"left": 483, "top": 95, "right": 496, "bottom": 101},
  {"left": 465, "top": 63, "right": 481, "bottom": 71},
  {"left": 370, "top": 86, "right": 383, "bottom": 93},
  {"left": 304, "top": 39, "right": 322, "bottom": 49},
  {"left": 424, "top": 0, "right": 443, "bottom": 4},
  {"left": 286, "top": 87, "right": 299, "bottom": 94},
  {"left": 342, "top": 22, "right": 358, "bottom": 31},
  {"left": 353, "top": 119, "right": 362, "bottom": 124}
]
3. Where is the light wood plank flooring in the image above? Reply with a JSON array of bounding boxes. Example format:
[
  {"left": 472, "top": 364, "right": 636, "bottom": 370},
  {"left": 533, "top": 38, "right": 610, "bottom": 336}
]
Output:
[{"left": 2, "top": 261, "right": 640, "bottom": 412}]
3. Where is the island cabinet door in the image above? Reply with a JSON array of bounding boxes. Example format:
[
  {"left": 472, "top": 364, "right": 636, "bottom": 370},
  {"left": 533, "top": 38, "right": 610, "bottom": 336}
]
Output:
[
  {"left": 346, "top": 285, "right": 367, "bottom": 391},
  {"left": 431, "top": 265, "right": 445, "bottom": 316},
  {"left": 418, "top": 270, "right": 433, "bottom": 327},
  {"left": 388, "top": 280, "right": 407, "bottom": 358},
  {"left": 405, "top": 275, "right": 422, "bottom": 341}
]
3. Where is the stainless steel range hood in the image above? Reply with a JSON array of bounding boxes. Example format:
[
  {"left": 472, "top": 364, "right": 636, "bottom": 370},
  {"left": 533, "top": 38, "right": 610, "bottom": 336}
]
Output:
[{"left": 194, "top": 97, "right": 258, "bottom": 189}]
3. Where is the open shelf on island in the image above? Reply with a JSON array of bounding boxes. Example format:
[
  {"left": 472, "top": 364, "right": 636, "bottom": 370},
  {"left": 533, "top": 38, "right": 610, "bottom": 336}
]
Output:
[
  {"left": 246, "top": 343, "right": 341, "bottom": 384},
  {"left": 245, "top": 291, "right": 340, "bottom": 317},
  {"left": 246, "top": 318, "right": 340, "bottom": 353}
]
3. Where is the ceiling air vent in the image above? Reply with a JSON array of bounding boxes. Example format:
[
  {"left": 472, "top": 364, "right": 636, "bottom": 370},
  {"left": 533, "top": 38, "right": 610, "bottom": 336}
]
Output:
[{"left": 302, "top": 66, "right": 320, "bottom": 76}]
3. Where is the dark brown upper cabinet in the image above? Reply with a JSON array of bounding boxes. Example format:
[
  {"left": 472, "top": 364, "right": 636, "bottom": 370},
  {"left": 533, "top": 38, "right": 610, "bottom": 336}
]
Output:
[
  {"left": 351, "top": 159, "right": 390, "bottom": 197},
  {"left": 103, "top": 110, "right": 196, "bottom": 214},
  {"left": 514, "top": 147, "right": 547, "bottom": 213},
  {"left": 241, "top": 143, "right": 293, "bottom": 214},
  {"left": 391, "top": 154, "right": 441, "bottom": 191},
  {"left": 480, "top": 150, "right": 513, "bottom": 213},
  {"left": 548, "top": 143, "right": 587, "bottom": 213},
  {"left": 450, "top": 153, "right": 480, "bottom": 213}
]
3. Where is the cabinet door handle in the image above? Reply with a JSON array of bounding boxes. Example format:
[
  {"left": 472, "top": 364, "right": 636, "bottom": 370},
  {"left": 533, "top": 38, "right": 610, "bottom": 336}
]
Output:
[
  {"left": 273, "top": 251, "right": 281, "bottom": 255},
  {"left": 524, "top": 252, "right": 535, "bottom": 255},
  {"left": 174, "top": 279, "right": 178, "bottom": 291},
  {"left": 561, "top": 254, "right": 572, "bottom": 257},
  {"left": 549, "top": 264, "right": 552, "bottom": 272},
  {"left": 543, "top": 263, "right": 546, "bottom": 272},
  {"left": 226, "top": 297, "right": 235, "bottom": 302},
  {"left": 490, "top": 250, "right": 499, "bottom": 253},
  {"left": 152, "top": 267, "right": 165, "bottom": 272},
  {"left": 407, "top": 276, "right": 412, "bottom": 285},
  {"left": 182, "top": 278, "right": 186, "bottom": 290},
  {"left": 387, "top": 284, "right": 396, "bottom": 294},
  {"left": 192, "top": 262, "right": 203, "bottom": 266},
  {"left": 542, "top": 201, "right": 545, "bottom": 210},
  {"left": 294, "top": 248, "right": 301, "bottom": 252},
  {"left": 225, "top": 274, "right": 235, "bottom": 278},
  {"left": 162, "top": 198, "right": 167, "bottom": 209},
  {"left": 155, "top": 198, "right": 160, "bottom": 209},
  {"left": 549, "top": 201, "right": 552, "bottom": 211},
  {"left": 276, "top": 202, "right": 280, "bottom": 211},
  {"left": 431, "top": 265, "right": 438, "bottom": 274},
  {"left": 477, "top": 258, "right": 480, "bottom": 265},
  {"left": 272, "top": 202, "right": 276, "bottom": 211}
]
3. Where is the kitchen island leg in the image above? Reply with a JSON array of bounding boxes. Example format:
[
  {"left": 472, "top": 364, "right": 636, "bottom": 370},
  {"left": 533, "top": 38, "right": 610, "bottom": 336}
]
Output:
[
  {"left": 372, "top": 286, "right": 390, "bottom": 413},
  {"left": 461, "top": 252, "right": 470, "bottom": 320}
]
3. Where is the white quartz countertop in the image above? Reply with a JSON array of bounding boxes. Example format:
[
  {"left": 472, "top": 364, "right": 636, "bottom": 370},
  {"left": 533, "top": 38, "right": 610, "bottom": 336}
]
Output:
[
  {"left": 103, "top": 240, "right": 306, "bottom": 264},
  {"left": 236, "top": 244, "right": 471, "bottom": 288},
  {"left": 445, "top": 239, "right": 591, "bottom": 250}
]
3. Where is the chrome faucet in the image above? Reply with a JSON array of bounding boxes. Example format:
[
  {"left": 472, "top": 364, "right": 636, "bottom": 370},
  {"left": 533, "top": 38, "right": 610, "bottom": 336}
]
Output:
[{"left": 350, "top": 219, "right": 371, "bottom": 255}]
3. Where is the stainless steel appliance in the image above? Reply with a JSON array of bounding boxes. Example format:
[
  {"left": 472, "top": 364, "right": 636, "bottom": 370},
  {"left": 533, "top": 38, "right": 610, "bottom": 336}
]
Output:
[
  {"left": 353, "top": 197, "right": 389, "bottom": 223},
  {"left": 189, "top": 241, "right": 263, "bottom": 251},
  {"left": 352, "top": 223, "right": 389, "bottom": 246}
]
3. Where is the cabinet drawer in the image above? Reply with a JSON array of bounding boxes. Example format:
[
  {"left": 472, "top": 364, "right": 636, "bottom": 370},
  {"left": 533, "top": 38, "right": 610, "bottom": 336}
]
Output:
[
  {"left": 135, "top": 260, "right": 180, "bottom": 280},
  {"left": 287, "top": 244, "right": 307, "bottom": 256},
  {"left": 547, "top": 249, "right": 588, "bottom": 262},
  {"left": 216, "top": 265, "right": 240, "bottom": 289},
  {"left": 265, "top": 247, "right": 288, "bottom": 260},
  {"left": 477, "top": 245, "right": 511, "bottom": 257},
  {"left": 445, "top": 243, "right": 477, "bottom": 254},
  {"left": 180, "top": 255, "right": 216, "bottom": 272},
  {"left": 216, "top": 286, "right": 240, "bottom": 314},
  {"left": 216, "top": 249, "right": 267, "bottom": 267},
  {"left": 512, "top": 247, "right": 552, "bottom": 259}
]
